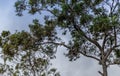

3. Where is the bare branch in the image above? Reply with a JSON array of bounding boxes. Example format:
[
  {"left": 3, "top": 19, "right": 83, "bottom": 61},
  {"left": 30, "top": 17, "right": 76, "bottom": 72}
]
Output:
[
  {"left": 28, "top": 51, "right": 36, "bottom": 76},
  {"left": 112, "top": 0, "right": 119, "bottom": 13},
  {"left": 79, "top": 51, "right": 100, "bottom": 62},
  {"left": 35, "top": 41, "right": 71, "bottom": 49},
  {"left": 114, "top": 26, "right": 117, "bottom": 46},
  {"left": 98, "top": 71, "right": 103, "bottom": 76},
  {"left": 107, "top": 60, "right": 120, "bottom": 66},
  {"left": 104, "top": 44, "right": 120, "bottom": 60},
  {"left": 102, "top": 33, "right": 107, "bottom": 50},
  {"left": 105, "top": 0, "right": 118, "bottom": 16},
  {"left": 37, "top": 8, "right": 58, "bottom": 17}
]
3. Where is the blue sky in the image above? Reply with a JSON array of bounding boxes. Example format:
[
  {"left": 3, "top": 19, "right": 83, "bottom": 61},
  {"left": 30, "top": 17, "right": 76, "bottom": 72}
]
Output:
[{"left": 0, "top": 0, "right": 120, "bottom": 76}]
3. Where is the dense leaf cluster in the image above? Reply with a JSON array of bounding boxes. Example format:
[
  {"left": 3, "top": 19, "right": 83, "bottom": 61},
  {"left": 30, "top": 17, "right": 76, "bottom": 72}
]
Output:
[{"left": 0, "top": 20, "right": 60, "bottom": 76}]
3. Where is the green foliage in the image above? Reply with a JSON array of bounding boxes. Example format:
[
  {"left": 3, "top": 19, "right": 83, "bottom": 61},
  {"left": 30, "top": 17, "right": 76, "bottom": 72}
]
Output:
[
  {"left": 0, "top": 20, "right": 59, "bottom": 75},
  {"left": 115, "top": 49, "right": 120, "bottom": 58},
  {"left": 1, "top": 31, "right": 10, "bottom": 37},
  {"left": 1, "top": 0, "right": 120, "bottom": 76}
]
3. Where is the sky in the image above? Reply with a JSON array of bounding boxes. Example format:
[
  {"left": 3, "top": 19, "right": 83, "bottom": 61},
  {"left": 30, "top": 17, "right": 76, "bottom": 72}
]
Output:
[{"left": 0, "top": 0, "right": 120, "bottom": 76}]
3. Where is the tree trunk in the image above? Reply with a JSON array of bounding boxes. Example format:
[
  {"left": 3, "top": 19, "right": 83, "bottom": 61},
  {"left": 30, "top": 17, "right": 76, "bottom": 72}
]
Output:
[{"left": 102, "top": 63, "right": 108, "bottom": 76}]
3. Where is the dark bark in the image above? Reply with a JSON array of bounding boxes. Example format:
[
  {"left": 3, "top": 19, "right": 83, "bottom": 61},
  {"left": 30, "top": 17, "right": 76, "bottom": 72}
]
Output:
[
  {"left": 100, "top": 46, "right": 108, "bottom": 76},
  {"left": 102, "top": 63, "right": 108, "bottom": 76},
  {"left": 98, "top": 59, "right": 108, "bottom": 76}
]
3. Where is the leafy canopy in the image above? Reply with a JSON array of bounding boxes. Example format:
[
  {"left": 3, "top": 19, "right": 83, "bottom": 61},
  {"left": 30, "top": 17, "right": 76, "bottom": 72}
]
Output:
[
  {"left": 0, "top": 20, "right": 60, "bottom": 76},
  {"left": 1, "top": 0, "right": 120, "bottom": 76}
]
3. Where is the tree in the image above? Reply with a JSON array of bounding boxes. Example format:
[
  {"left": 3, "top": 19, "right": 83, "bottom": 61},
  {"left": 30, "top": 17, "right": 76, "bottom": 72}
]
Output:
[
  {"left": 0, "top": 21, "right": 60, "bottom": 76},
  {"left": 1, "top": 0, "right": 120, "bottom": 76}
]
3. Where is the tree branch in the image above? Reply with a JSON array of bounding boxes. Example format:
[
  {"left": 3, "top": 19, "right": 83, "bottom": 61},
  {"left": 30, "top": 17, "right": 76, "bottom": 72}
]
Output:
[
  {"left": 37, "top": 8, "right": 58, "bottom": 17},
  {"left": 104, "top": 44, "right": 120, "bottom": 60},
  {"left": 28, "top": 51, "right": 36, "bottom": 76},
  {"left": 107, "top": 61, "right": 120, "bottom": 66},
  {"left": 35, "top": 41, "right": 71, "bottom": 49},
  {"left": 114, "top": 26, "right": 117, "bottom": 46},
  {"left": 73, "top": 24, "right": 102, "bottom": 52},
  {"left": 112, "top": 0, "right": 119, "bottom": 14},
  {"left": 79, "top": 51, "right": 100, "bottom": 62},
  {"left": 102, "top": 33, "right": 107, "bottom": 50},
  {"left": 98, "top": 71, "right": 103, "bottom": 76},
  {"left": 36, "top": 41, "right": 100, "bottom": 61}
]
